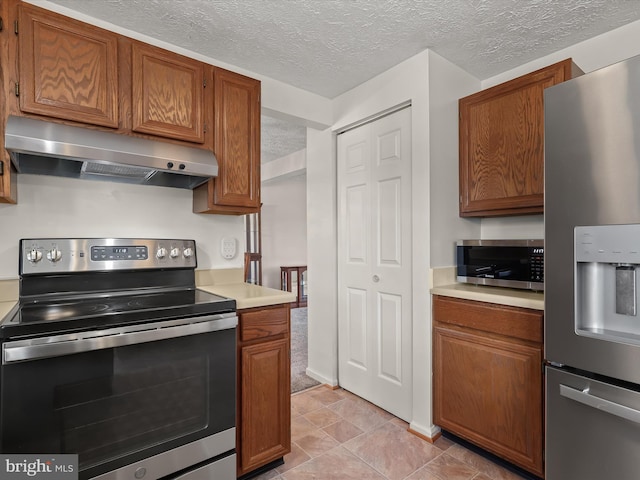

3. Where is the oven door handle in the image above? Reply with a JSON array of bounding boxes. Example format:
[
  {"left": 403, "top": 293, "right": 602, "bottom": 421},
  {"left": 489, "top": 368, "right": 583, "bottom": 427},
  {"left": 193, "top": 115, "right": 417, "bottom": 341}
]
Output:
[{"left": 2, "top": 313, "right": 238, "bottom": 364}]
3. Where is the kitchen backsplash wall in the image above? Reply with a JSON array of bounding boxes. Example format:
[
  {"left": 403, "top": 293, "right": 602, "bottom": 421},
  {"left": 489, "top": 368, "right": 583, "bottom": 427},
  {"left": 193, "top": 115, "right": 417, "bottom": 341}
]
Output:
[
  {"left": 0, "top": 174, "right": 245, "bottom": 279},
  {"left": 481, "top": 215, "right": 544, "bottom": 240}
]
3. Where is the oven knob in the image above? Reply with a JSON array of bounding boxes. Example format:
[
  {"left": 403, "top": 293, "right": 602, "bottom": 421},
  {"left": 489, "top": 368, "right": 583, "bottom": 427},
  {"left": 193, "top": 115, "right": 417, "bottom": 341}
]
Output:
[
  {"left": 47, "top": 248, "right": 62, "bottom": 263},
  {"left": 27, "top": 249, "right": 42, "bottom": 263},
  {"left": 183, "top": 247, "right": 193, "bottom": 258},
  {"left": 170, "top": 247, "right": 180, "bottom": 258},
  {"left": 156, "top": 247, "right": 167, "bottom": 259}
]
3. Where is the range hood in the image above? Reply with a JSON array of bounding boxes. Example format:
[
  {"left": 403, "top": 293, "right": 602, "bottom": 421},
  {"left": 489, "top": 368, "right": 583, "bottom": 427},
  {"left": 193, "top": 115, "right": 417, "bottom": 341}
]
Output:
[{"left": 4, "top": 116, "right": 218, "bottom": 189}]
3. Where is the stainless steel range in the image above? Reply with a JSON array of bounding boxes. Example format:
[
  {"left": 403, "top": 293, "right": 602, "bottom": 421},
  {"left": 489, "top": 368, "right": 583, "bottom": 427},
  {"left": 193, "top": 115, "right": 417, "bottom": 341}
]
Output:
[{"left": 0, "top": 238, "right": 237, "bottom": 480}]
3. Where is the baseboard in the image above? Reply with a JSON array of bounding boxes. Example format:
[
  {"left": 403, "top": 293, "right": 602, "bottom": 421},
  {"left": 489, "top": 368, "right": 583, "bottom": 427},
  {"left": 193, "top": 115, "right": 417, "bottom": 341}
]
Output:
[
  {"left": 408, "top": 421, "right": 441, "bottom": 442},
  {"left": 305, "top": 367, "right": 337, "bottom": 387}
]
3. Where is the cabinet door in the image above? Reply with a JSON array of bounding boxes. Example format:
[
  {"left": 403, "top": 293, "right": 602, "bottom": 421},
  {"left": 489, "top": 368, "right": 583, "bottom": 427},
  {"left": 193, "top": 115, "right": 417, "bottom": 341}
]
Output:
[
  {"left": 0, "top": 0, "right": 16, "bottom": 204},
  {"left": 433, "top": 324, "right": 543, "bottom": 476},
  {"left": 18, "top": 3, "right": 118, "bottom": 128},
  {"left": 212, "top": 68, "right": 260, "bottom": 211},
  {"left": 131, "top": 42, "right": 205, "bottom": 143},
  {"left": 0, "top": 159, "right": 16, "bottom": 205},
  {"left": 459, "top": 59, "right": 576, "bottom": 217},
  {"left": 238, "top": 337, "right": 290, "bottom": 475}
]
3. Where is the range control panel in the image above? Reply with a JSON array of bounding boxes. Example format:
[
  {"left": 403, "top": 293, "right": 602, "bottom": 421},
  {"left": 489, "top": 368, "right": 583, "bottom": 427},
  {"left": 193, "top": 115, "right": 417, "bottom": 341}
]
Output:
[
  {"left": 20, "top": 238, "right": 197, "bottom": 275},
  {"left": 91, "top": 245, "right": 149, "bottom": 261}
]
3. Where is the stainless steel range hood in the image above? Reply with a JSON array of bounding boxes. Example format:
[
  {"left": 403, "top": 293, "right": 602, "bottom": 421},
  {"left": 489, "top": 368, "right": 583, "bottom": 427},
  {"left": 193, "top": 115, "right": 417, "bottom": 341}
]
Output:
[{"left": 5, "top": 116, "right": 218, "bottom": 189}]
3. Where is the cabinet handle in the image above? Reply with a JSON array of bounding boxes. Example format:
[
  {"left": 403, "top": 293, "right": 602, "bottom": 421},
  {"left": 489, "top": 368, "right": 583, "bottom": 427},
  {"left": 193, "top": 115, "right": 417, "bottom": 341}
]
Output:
[
  {"left": 560, "top": 384, "right": 640, "bottom": 425},
  {"left": 372, "top": 275, "right": 380, "bottom": 283}
]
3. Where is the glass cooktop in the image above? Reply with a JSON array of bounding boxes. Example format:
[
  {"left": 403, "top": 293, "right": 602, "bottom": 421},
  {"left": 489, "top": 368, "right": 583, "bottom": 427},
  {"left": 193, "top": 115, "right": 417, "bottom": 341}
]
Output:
[{"left": 0, "top": 289, "right": 235, "bottom": 339}]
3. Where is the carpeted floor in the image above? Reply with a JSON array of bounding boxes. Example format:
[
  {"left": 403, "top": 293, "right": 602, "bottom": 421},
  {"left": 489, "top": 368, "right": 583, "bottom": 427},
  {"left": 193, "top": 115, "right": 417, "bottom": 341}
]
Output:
[{"left": 291, "top": 307, "right": 321, "bottom": 393}]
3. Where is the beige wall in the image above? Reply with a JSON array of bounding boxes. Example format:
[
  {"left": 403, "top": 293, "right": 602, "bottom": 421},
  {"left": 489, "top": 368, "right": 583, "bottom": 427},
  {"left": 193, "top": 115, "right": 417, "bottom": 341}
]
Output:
[
  {"left": 261, "top": 174, "right": 307, "bottom": 290},
  {"left": 0, "top": 174, "right": 245, "bottom": 279}
]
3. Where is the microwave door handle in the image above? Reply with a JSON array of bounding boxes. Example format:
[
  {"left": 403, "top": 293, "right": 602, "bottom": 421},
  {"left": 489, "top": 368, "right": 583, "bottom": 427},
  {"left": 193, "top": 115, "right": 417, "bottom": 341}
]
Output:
[
  {"left": 560, "top": 384, "right": 640, "bottom": 425},
  {"left": 2, "top": 314, "right": 237, "bottom": 364}
]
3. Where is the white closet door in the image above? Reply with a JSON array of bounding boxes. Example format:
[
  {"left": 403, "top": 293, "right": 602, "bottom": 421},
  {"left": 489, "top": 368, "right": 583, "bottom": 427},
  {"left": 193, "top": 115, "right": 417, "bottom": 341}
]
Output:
[{"left": 337, "top": 107, "right": 412, "bottom": 420}]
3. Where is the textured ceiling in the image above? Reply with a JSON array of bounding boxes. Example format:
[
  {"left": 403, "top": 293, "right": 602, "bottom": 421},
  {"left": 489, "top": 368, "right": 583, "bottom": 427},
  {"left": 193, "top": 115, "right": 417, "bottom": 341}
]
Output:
[
  {"left": 43, "top": 0, "right": 640, "bottom": 162},
  {"left": 261, "top": 116, "right": 307, "bottom": 163}
]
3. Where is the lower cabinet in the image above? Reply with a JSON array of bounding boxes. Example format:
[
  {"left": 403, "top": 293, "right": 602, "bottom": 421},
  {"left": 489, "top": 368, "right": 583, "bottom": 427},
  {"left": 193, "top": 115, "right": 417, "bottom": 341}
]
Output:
[
  {"left": 432, "top": 295, "right": 544, "bottom": 477},
  {"left": 237, "top": 303, "right": 291, "bottom": 477}
]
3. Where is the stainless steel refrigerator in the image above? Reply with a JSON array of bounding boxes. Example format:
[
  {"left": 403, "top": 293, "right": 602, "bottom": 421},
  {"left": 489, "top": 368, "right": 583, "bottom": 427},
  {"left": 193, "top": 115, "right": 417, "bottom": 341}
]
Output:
[{"left": 545, "top": 55, "right": 640, "bottom": 479}]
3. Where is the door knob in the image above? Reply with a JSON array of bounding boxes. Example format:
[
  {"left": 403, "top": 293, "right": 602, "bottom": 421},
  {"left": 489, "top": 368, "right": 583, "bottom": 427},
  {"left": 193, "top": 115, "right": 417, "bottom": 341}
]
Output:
[{"left": 372, "top": 274, "right": 380, "bottom": 282}]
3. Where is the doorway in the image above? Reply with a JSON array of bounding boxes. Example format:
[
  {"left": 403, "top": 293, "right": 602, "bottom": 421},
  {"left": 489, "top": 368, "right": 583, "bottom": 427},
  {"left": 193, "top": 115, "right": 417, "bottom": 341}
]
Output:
[{"left": 337, "top": 106, "right": 412, "bottom": 421}]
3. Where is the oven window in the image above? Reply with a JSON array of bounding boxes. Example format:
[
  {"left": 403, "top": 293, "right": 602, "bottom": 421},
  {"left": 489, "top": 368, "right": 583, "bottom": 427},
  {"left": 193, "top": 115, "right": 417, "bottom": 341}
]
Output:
[
  {"left": 57, "top": 350, "right": 208, "bottom": 466},
  {"left": 0, "top": 328, "right": 235, "bottom": 478}
]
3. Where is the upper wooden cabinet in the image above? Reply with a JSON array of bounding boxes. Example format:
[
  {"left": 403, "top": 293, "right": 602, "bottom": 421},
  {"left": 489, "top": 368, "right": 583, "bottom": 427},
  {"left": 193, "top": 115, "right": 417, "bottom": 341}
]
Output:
[
  {"left": 0, "top": 1, "right": 14, "bottom": 202},
  {"left": 1, "top": 1, "right": 260, "bottom": 210},
  {"left": 17, "top": 3, "right": 119, "bottom": 128},
  {"left": 131, "top": 42, "right": 205, "bottom": 143},
  {"left": 193, "top": 68, "right": 261, "bottom": 215},
  {"left": 0, "top": 160, "right": 17, "bottom": 205},
  {"left": 459, "top": 58, "right": 580, "bottom": 217}
]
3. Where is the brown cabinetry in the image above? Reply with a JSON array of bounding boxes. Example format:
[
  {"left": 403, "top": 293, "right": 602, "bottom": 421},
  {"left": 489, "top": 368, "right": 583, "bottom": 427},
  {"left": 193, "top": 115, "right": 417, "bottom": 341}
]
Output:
[
  {"left": 131, "top": 42, "right": 206, "bottom": 143},
  {"left": 193, "top": 68, "right": 261, "bottom": 215},
  {"left": 432, "top": 295, "right": 543, "bottom": 477},
  {"left": 16, "top": 2, "right": 210, "bottom": 145},
  {"left": 17, "top": 3, "right": 119, "bottom": 128},
  {"left": 237, "top": 303, "right": 291, "bottom": 476},
  {"left": 1, "top": 0, "right": 20, "bottom": 203},
  {"left": 459, "top": 59, "right": 580, "bottom": 217},
  {"left": 1, "top": 0, "right": 260, "bottom": 210}
]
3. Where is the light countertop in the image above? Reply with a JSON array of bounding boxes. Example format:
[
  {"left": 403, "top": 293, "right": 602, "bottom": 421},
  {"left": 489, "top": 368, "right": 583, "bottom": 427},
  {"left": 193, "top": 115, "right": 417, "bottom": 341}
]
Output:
[
  {"left": 196, "top": 268, "right": 295, "bottom": 310},
  {"left": 431, "top": 283, "right": 544, "bottom": 311},
  {"left": 0, "top": 279, "right": 18, "bottom": 303},
  {"left": 430, "top": 267, "right": 544, "bottom": 311},
  {"left": 0, "top": 269, "right": 295, "bottom": 322},
  {"left": 199, "top": 283, "right": 295, "bottom": 310},
  {"left": 0, "top": 301, "right": 16, "bottom": 321},
  {"left": 0, "top": 279, "right": 18, "bottom": 320}
]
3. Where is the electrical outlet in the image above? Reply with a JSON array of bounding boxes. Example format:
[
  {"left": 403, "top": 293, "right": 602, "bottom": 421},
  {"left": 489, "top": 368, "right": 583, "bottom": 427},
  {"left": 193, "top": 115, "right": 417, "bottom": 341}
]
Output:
[{"left": 221, "top": 237, "right": 237, "bottom": 259}]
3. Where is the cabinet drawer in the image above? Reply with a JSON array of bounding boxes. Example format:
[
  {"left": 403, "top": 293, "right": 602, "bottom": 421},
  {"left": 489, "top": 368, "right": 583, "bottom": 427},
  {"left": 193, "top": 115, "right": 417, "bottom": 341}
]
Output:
[
  {"left": 433, "top": 295, "right": 542, "bottom": 343},
  {"left": 239, "top": 305, "right": 289, "bottom": 342}
]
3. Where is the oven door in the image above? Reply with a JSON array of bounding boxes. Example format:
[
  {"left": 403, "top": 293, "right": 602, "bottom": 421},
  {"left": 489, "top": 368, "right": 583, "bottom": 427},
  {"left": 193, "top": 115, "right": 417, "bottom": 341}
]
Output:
[{"left": 0, "top": 313, "right": 237, "bottom": 480}]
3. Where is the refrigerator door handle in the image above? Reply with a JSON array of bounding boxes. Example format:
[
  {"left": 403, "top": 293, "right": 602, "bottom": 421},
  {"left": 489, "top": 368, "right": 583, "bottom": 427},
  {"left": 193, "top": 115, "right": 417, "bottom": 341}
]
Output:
[{"left": 560, "top": 384, "right": 640, "bottom": 425}]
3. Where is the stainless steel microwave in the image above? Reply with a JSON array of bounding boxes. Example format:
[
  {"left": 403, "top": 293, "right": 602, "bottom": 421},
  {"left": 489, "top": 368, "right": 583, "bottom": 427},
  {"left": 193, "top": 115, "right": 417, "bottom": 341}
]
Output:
[{"left": 456, "top": 239, "right": 543, "bottom": 291}]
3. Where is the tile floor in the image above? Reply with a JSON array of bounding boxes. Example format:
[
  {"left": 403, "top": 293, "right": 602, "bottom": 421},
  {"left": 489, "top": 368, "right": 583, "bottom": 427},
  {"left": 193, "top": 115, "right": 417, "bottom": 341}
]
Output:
[{"left": 253, "top": 385, "right": 528, "bottom": 480}]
